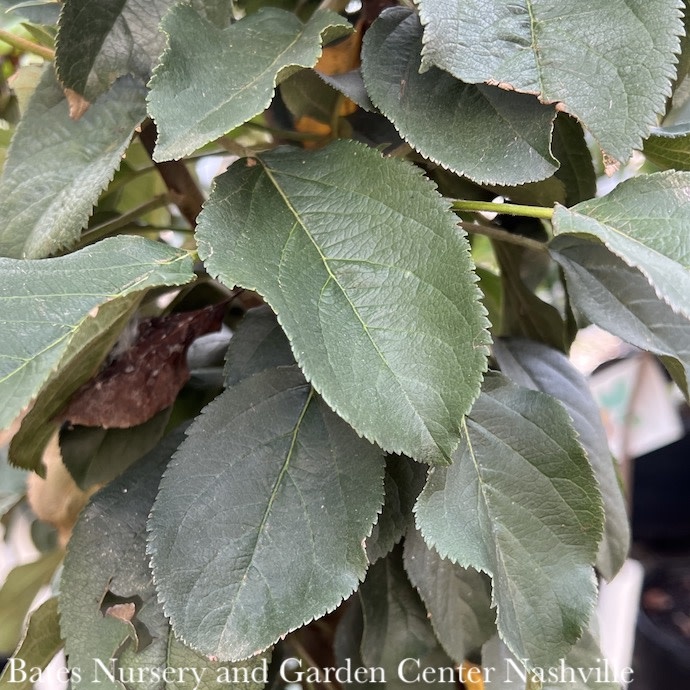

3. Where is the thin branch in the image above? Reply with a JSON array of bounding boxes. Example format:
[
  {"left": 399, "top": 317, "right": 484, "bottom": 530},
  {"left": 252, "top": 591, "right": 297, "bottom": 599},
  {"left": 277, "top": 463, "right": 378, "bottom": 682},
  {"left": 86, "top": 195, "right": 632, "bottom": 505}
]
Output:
[
  {"left": 458, "top": 220, "right": 549, "bottom": 253},
  {"left": 244, "top": 121, "right": 329, "bottom": 142},
  {"left": 72, "top": 194, "right": 171, "bottom": 250},
  {"left": 139, "top": 121, "right": 205, "bottom": 228},
  {"left": 0, "top": 28, "right": 54, "bottom": 60},
  {"left": 452, "top": 199, "right": 554, "bottom": 220}
]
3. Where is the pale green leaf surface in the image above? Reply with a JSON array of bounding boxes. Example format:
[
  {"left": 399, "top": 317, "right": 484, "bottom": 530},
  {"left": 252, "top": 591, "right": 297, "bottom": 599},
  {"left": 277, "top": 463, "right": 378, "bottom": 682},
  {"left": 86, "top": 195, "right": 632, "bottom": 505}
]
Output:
[
  {"left": 0, "top": 598, "right": 62, "bottom": 690},
  {"left": 417, "top": 0, "right": 683, "bottom": 164},
  {"left": 644, "top": 124, "right": 690, "bottom": 170},
  {"left": 493, "top": 337, "right": 629, "bottom": 580},
  {"left": 0, "top": 236, "right": 194, "bottom": 432},
  {"left": 197, "top": 141, "right": 490, "bottom": 464},
  {"left": 56, "top": 0, "right": 175, "bottom": 101},
  {"left": 148, "top": 6, "right": 351, "bottom": 160},
  {"left": 149, "top": 366, "right": 385, "bottom": 661},
  {"left": 552, "top": 171, "right": 690, "bottom": 320},
  {"left": 361, "top": 9, "right": 558, "bottom": 186},
  {"left": 415, "top": 373, "right": 603, "bottom": 669},
  {"left": 404, "top": 529, "right": 495, "bottom": 663},
  {"left": 0, "top": 67, "right": 147, "bottom": 259},
  {"left": 224, "top": 305, "right": 295, "bottom": 386},
  {"left": 359, "top": 548, "right": 455, "bottom": 690},
  {"left": 9, "top": 294, "right": 141, "bottom": 473},
  {"left": 551, "top": 236, "right": 690, "bottom": 397}
]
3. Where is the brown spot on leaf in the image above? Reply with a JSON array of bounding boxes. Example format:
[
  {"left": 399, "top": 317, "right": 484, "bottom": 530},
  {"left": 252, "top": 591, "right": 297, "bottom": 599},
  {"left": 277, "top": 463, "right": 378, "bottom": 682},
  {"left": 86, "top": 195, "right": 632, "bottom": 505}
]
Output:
[
  {"left": 64, "top": 88, "right": 91, "bottom": 120},
  {"left": 58, "top": 303, "right": 226, "bottom": 428}
]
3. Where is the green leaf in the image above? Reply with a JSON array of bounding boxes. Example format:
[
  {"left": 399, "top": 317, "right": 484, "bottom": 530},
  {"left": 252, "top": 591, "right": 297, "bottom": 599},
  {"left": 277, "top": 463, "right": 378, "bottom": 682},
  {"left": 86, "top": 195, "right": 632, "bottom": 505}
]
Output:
[
  {"left": 550, "top": 236, "right": 690, "bottom": 397},
  {"left": 359, "top": 547, "right": 455, "bottom": 690},
  {"left": 55, "top": 0, "right": 175, "bottom": 102},
  {"left": 59, "top": 432, "right": 181, "bottom": 689},
  {"left": 365, "top": 456, "right": 425, "bottom": 564},
  {"left": 188, "top": 0, "right": 235, "bottom": 28},
  {"left": 415, "top": 372, "right": 603, "bottom": 669},
  {"left": 281, "top": 68, "right": 342, "bottom": 124},
  {"left": 0, "top": 67, "right": 147, "bottom": 259},
  {"left": 644, "top": 124, "right": 690, "bottom": 170},
  {"left": 0, "top": 550, "right": 63, "bottom": 654},
  {"left": 492, "top": 338, "right": 629, "bottom": 581},
  {"left": 197, "top": 141, "right": 490, "bottom": 464},
  {"left": 149, "top": 366, "right": 385, "bottom": 661},
  {"left": 59, "top": 408, "right": 172, "bottom": 489},
  {"left": 404, "top": 529, "right": 495, "bottom": 663},
  {"left": 481, "top": 626, "right": 619, "bottom": 690},
  {"left": 165, "top": 638, "right": 270, "bottom": 690},
  {"left": 317, "top": 69, "right": 374, "bottom": 112},
  {"left": 488, "top": 176, "right": 566, "bottom": 208},
  {"left": 493, "top": 238, "right": 566, "bottom": 351},
  {"left": 9, "top": 294, "right": 141, "bottom": 473},
  {"left": 224, "top": 305, "right": 295, "bottom": 386},
  {"left": 148, "top": 5, "right": 351, "bottom": 160},
  {"left": 551, "top": 113, "right": 597, "bottom": 206},
  {"left": 60, "top": 428, "right": 268, "bottom": 689},
  {"left": 0, "top": 460, "right": 26, "bottom": 515},
  {"left": 0, "top": 236, "right": 194, "bottom": 432},
  {"left": 361, "top": 9, "right": 558, "bottom": 186},
  {"left": 417, "top": 0, "right": 683, "bottom": 165},
  {"left": 552, "top": 171, "right": 690, "bottom": 320},
  {"left": 0, "top": 598, "right": 63, "bottom": 690},
  {"left": 333, "top": 598, "right": 369, "bottom": 686}
]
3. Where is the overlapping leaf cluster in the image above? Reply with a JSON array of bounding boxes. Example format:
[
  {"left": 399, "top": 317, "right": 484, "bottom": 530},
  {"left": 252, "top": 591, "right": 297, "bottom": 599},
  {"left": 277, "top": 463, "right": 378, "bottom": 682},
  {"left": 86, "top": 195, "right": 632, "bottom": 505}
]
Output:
[{"left": 1, "top": 0, "right": 689, "bottom": 688}]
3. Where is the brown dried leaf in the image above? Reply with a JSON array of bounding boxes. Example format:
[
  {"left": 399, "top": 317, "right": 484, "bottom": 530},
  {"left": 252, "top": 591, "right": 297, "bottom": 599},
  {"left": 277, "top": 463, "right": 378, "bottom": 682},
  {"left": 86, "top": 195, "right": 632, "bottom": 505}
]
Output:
[{"left": 58, "top": 303, "right": 225, "bottom": 428}]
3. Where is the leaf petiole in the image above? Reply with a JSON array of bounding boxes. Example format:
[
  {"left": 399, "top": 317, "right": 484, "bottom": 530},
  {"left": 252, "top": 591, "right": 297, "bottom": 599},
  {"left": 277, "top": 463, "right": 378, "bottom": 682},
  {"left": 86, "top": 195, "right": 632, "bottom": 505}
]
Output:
[
  {"left": 0, "top": 28, "right": 54, "bottom": 61},
  {"left": 458, "top": 220, "right": 549, "bottom": 253},
  {"left": 452, "top": 199, "right": 554, "bottom": 220}
]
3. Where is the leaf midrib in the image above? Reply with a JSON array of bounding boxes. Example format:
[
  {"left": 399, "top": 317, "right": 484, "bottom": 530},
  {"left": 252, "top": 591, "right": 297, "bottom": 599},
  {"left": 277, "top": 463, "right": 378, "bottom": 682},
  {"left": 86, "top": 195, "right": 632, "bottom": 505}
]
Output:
[
  {"left": 219, "top": 385, "right": 315, "bottom": 643},
  {"left": 260, "top": 161, "right": 439, "bottom": 457}
]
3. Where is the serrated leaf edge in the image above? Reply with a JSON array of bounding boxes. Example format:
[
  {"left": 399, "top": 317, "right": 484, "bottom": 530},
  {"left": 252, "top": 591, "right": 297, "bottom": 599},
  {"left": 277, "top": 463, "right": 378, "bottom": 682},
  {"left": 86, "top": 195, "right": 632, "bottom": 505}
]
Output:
[{"left": 146, "top": 368, "right": 385, "bottom": 662}]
